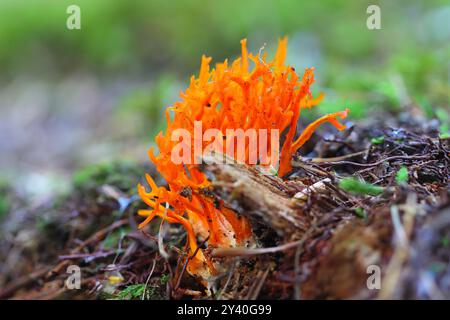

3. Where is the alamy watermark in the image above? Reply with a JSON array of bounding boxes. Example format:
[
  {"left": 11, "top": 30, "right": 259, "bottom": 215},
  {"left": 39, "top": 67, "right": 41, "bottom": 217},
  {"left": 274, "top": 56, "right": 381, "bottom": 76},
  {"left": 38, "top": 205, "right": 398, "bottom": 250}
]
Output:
[
  {"left": 366, "top": 5, "right": 381, "bottom": 30},
  {"left": 66, "top": 5, "right": 81, "bottom": 30},
  {"left": 65, "top": 265, "right": 81, "bottom": 290},
  {"left": 170, "top": 121, "right": 280, "bottom": 167},
  {"left": 366, "top": 264, "right": 381, "bottom": 290}
]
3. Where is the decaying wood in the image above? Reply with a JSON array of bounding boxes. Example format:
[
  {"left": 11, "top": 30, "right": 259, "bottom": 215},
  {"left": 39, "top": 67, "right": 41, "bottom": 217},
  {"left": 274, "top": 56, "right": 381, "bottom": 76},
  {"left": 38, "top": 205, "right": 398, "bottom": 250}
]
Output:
[{"left": 203, "top": 154, "right": 309, "bottom": 238}]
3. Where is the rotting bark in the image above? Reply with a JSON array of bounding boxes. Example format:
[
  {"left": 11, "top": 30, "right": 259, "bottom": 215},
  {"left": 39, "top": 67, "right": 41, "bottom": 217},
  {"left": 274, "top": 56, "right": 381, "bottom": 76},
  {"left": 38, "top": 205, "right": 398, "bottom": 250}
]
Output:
[{"left": 203, "top": 154, "right": 309, "bottom": 238}]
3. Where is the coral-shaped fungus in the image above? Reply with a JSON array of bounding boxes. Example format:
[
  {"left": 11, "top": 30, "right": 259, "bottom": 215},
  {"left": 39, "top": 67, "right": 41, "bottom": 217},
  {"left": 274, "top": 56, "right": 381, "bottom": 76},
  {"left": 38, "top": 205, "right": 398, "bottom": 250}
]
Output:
[{"left": 138, "top": 38, "right": 349, "bottom": 280}]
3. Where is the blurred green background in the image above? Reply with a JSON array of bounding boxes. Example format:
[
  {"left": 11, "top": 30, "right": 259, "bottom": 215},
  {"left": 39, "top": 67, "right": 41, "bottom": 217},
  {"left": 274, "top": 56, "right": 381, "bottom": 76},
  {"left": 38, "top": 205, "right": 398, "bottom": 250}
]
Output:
[{"left": 0, "top": 0, "right": 448, "bottom": 206}]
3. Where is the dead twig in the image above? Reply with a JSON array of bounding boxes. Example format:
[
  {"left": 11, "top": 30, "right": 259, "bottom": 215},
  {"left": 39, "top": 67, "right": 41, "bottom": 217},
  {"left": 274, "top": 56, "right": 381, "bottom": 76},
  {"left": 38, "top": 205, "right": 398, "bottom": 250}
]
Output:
[
  {"left": 211, "top": 238, "right": 308, "bottom": 258},
  {"left": 309, "top": 149, "right": 369, "bottom": 163}
]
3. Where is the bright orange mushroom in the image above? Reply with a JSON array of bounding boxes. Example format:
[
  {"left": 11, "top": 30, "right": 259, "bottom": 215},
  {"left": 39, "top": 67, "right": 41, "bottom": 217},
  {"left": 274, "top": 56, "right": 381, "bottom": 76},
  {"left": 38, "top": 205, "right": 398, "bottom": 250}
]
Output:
[{"left": 138, "top": 38, "right": 348, "bottom": 280}]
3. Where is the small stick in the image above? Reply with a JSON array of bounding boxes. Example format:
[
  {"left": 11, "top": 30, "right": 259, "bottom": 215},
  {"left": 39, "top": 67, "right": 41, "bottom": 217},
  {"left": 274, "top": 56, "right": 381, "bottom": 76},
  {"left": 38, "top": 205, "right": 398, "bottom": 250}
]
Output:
[
  {"left": 250, "top": 267, "right": 270, "bottom": 300},
  {"left": 309, "top": 150, "right": 368, "bottom": 163},
  {"left": 317, "top": 154, "right": 429, "bottom": 168},
  {"left": 58, "top": 250, "right": 116, "bottom": 260},
  {"left": 216, "top": 261, "right": 236, "bottom": 300},
  {"left": 142, "top": 259, "right": 157, "bottom": 300},
  {"left": 211, "top": 238, "right": 307, "bottom": 258}
]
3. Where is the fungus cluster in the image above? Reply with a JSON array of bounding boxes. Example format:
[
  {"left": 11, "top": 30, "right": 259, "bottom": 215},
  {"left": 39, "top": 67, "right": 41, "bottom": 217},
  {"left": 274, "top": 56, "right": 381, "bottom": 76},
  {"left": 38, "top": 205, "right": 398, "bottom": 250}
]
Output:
[{"left": 138, "top": 38, "right": 349, "bottom": 280}]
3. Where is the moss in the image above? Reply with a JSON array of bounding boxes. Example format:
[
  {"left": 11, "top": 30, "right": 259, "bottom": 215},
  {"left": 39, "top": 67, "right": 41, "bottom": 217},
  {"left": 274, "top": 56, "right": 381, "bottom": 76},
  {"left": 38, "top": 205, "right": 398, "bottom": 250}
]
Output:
[
  {"left": 73, "top": 161, "right": 144, "bottom": 194},
  {"left": 316, "top": 99, "right": 366, "bottom": 120},
  {"left": 160, "top": 273, "right": 170, "bottom": 285},
  {"left": 396, "top": 166, "right": 408, "bottom": 184},
  {"left": 374, "top": 80, "right": 401, "bottom": 110},
  {"left": 102, "top": 227, "right": 129, "bottom": 249},
  {"left": 116, "top": 284, "right": 157, "bottom": 300},
  {"left": 436, "top": 108, "right": 449, "bottom": 137},
  {"left": 0, "top": 178, "right": 10, "bottom": 220},
  {"left": 339, "top": 177, "right": 384, "bottom": 196},
  {"left": 416, "top": 96, "right": 435, "bottom": 119},
  {"left": 0, "top": 195, "right": 9, "bottom": 220},
  {"left": 354, "top": 208, "right": 367, "bottom": 219},
  {"left": 371, "top": 136, "right": 385, "bottom": 145}
]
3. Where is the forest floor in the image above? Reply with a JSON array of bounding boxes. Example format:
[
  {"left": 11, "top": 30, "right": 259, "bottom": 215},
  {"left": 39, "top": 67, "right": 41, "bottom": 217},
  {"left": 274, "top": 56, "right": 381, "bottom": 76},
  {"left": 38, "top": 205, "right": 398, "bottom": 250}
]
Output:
[{"left": 0, "top": 108, "right": 449, "bottom": 300}]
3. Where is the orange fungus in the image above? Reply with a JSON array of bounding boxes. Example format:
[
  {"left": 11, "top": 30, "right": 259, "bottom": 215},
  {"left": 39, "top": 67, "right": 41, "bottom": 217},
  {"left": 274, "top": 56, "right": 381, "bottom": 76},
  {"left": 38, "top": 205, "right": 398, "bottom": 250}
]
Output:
[{"left": 138, "top": 38, "right": 349, "bottom": 279}]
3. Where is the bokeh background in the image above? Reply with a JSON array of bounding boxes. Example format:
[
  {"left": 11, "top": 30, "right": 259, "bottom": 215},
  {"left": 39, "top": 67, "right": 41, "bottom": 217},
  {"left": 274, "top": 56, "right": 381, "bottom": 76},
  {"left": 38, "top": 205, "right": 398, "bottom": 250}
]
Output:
[{"left": 0, "top": 0, "right": 449, "bottom": 215}]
